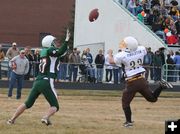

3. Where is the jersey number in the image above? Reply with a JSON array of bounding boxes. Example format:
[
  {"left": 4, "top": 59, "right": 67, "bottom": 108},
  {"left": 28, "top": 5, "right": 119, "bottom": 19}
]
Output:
[
  {"left": 39, "top": 58, "right": 47, "bottom": 73},
  {"left": 129, "top": 59, "right": 142, "bottom": 70}
]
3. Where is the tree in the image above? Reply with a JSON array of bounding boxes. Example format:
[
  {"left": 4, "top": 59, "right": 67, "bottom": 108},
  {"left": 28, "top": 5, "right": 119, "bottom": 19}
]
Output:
[{"left": 60, "top": 3, "right": 75, "bottom": 50}]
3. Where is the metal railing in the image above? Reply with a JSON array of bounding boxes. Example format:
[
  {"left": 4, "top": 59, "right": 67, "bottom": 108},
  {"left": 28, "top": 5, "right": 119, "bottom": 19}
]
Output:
[
  {"left": 1, "top": 61, "right": 180, "bottom": 84},
  {"left": 162, "top": 64, "right": 180, "bottom": 82}
]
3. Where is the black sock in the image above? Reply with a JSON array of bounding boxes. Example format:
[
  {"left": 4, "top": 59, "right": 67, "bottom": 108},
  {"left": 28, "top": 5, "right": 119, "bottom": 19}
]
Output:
[{"left": 123, "top": 107, "right": 132, "bottom": 122}]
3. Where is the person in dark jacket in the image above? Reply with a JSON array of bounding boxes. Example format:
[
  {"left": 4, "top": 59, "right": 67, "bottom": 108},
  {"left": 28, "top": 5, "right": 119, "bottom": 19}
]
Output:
[
  {"left": 24, "top": 46, "right": 34, "bottom": 80},
  {"left": 153, "top": 50, "right": 163, "bottom": 82},
  {"left": 166, "top": 54, "right": 175, "bottom": 82},
  {"left": 33, "top": 48, "right": 40, "bottom": 77},
  {"left": 95, "top": 49, "right": 105, "bottom": 83}
]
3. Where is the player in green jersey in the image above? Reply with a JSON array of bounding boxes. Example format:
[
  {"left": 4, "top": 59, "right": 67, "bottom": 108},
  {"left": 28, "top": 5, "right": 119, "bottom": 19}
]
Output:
[{"left": 7, "top": 29, "right": 70, "bottom": 126}]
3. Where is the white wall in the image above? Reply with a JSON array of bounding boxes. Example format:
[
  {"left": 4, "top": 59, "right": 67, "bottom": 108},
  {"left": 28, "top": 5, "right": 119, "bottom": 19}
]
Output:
[{"left": 74, "top": 0, "right": 167, "bottom": 57}]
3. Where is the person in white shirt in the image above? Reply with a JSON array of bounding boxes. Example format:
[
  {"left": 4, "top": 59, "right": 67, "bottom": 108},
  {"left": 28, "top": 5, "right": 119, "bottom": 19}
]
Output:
[
  {"left": 105, "top": 49, "right": 114, "bottom": 83},
  {"left": 110, "top": 36, "right": 173, "bottom": 127},
  {"left": 8, "top": 50, "right": 29, "bottom": 99}
]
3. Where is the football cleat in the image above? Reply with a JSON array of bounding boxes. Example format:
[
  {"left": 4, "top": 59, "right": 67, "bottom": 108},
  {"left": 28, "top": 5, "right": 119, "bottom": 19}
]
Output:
[
  {"left": 159, "top": 79, "right": 173, "bottom": 89},
  {"left": 7, "top": 119, "right": 14, "bottom": 125},
  {"left": 123, "top": 121, "right": 133, "bottom": 128},
  {"left": 41, "top": 118, "right": 52, "bottom": 126}
]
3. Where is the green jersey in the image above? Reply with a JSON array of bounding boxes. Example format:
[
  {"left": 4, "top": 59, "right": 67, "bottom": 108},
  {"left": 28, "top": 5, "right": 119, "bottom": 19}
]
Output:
[{"left": 36, "top": 41, "right": 67, "bottom": 80}]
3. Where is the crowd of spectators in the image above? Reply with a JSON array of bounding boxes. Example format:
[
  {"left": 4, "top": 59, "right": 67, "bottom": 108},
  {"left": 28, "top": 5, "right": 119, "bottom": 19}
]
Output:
[
  {"left": 119, "top": 0, "right": 180, "bottom": 45},
  {"left": 55, "top": 46, "right": 180, "bottom": 84},
  {"left": 0, "top": 43, "right": 41, "bottom": 80},
  {"left": 1, "top": 1, "right": 180, "bottom": 83},
  {"left": 0, "top": 42, "right": 180, "bottom": 84}
]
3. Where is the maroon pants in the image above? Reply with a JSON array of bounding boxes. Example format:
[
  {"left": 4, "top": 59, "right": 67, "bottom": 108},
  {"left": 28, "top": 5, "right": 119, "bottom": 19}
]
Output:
[{"left": 122, "top": 77, "right": 157, "bottom": 109}]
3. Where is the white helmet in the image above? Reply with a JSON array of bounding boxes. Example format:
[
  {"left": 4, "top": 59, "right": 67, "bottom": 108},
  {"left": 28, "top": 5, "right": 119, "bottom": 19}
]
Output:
[
  {"left": 123, "top": 36, "right": 138, "bottom": 51},
  {"left": 42, "top": 35, "right": 56, "bottom": 48}
]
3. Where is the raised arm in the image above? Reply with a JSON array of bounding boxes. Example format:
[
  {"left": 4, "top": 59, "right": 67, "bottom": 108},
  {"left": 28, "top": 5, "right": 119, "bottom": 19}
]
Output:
[{"left": 57, "top": 28, "right": 71, "bottom": 56}]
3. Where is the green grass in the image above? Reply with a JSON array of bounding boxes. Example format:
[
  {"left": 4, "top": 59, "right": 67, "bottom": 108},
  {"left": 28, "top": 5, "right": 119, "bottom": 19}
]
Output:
[{"left": 1, "top": 88, "right": 180, "bottom": 98}]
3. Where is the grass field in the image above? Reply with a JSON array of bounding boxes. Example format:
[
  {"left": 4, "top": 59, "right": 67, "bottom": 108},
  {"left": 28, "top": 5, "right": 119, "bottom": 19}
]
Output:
[{"left": 0, "top": 88, "right": 180, "bottom": 134}]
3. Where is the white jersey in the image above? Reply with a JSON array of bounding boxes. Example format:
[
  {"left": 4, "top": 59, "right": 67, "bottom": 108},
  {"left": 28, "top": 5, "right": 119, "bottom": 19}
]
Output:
[{"left": 114, "top": 46, "right": 147, "bottom": 78}]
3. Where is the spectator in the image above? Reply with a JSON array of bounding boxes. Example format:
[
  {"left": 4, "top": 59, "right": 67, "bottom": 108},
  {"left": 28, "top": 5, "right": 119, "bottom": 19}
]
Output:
[
  {"left": 58, "top": 51, "right": 69, "bottom": 82},
  {"left": 153, "top": 50, "right": 163, "bottom": 82},
  {"left": 6, "top": 42, "right": 20, "bottom": 60},
  {"left": 169, "top": 19, "right": 177, "bottom": 34},
  {"left": 113, "top": 64, "right": 121, "bottom": 84},
  {"left": 170, "top": 0, "right": 178, "bottom": 6},
  {"left": 169, "top": 50, "right": 176, "bottom": 81},
  {"left": 137, "top": 10, "right": 146, "bottom": 22},
  {"left": 112, "top": 49, "right": 123, "bottom": 84},
  {"left": 81, "top": 49, "right": 96, "bottom": 83},
  {"left": 33, "top": 48, "right": 40, "bottom": 77},
  {"left": 119, "top": 0, "right": 129, "bottom": 7},
  {"left": 105, "top": 49, "right": 114, "bottom": 83},
  {"left": 169, "top": 2, "right": 179, "bottom": 21},
  {"left": 8, "top": 50, "right": 29, "bottom": 99},
  {"left": 95, "top": 49, "right": 105, "bottom": 83},
  {"left": 0, "top": 44, "right": 5, "bottom": 79},
  {"left": 175, "top": 17, "right": 180, "bottom": 44},
  {"left": 151, "top": 0, "right": 160, "bottom": 8},
  {"left": 175, "top": 17, "right": 180, "bottom": 35},
  {"left": 146, "top": 9, "right": 157, "bottom": 26},
  {"left": 76, "top": 49, "right": 81, "bottom": 74},
  {"left": 68, "top": 48, "right": 79, "bottom": 82},
  {"left": 0, "top": 44, "right": 5, "bottom": 61},
  {"left": 152, "top": 17, "right": 166, "bottom": 42},
  {"left": 76, "top": 50, "right": 81, "bottom": 64},
  {"left": 148, "top": 47, "right": 155, "bottom": 80},
  {"left": 143, "top": 47, "right": 153, "bottom": 80},
  {"left": 86, "top": 48, "right": 93, "bottom": 65},
  {"left": 80, "top": 49, "right": 89, "bottom": 80},
  {"left": 24, "top": 46, "right": 34, "bottom": 80},
  {"left": 173, "top": 51, "right": 180, "bottom": 81},
  {"left": 166, "top": 31, "right": 179, "bottom": 45},
  {"left": 166, "top": 54, "right": 175, "bottom": 82},
  {"left": 127, "top": 0, "right": 137, "bottom": 16},
  {"left": 124, "top": 0, "right": 180, "bottom": 45},
  {"left": 159, "top": 47, "right": 166, "bottom": 65},
  {"left": 6, "top": 42, "right": 20, "bottom": 79},
  {"left": 86, "top": 48, "right": 96, "bottom": 82}
]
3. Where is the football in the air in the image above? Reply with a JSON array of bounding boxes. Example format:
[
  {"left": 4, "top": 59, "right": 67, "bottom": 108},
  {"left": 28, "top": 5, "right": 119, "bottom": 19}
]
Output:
[{"left": 89, "top": 8, "right": 99, "bottom": 22}]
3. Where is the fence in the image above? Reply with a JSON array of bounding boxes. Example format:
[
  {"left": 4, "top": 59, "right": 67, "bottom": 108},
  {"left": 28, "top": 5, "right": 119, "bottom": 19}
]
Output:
[
  {"left": 162, "top": 64, "right": 180, "bottom": 82},
  {"left": 1, "top": 61, "right": 180, "bottom": 84},
  {"left": 0, "top": 61, "right": 122, "bottom": 83}
]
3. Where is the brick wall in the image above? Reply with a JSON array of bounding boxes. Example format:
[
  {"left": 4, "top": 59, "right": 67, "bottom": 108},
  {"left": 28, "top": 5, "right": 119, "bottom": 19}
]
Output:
[{"left": 0, "top": 0, "right": 74, "bottom": 47}]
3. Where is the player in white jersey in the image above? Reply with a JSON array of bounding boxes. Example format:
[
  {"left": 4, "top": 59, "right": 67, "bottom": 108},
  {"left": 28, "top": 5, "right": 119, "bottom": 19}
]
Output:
[{"left": 112, "top": 36, "right": 173, "bottom": 128}]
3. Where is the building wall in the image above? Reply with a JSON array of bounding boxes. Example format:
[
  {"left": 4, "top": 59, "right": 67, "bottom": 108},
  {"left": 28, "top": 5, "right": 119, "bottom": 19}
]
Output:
[
  {"left": 74, "top": 0, "right": 166, "bottom": 60},
  {"left": 0, "top": 0, "right": 74, "bottom": 47}
]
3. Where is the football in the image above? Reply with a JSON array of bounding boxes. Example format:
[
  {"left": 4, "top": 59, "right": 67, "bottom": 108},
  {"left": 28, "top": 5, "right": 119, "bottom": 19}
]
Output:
[
  {"left": 89, "top": 8, "right": 99, "bottom": 22},
  {"left": 11, "top": 61, "right": 17, "bottom": 70}
]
